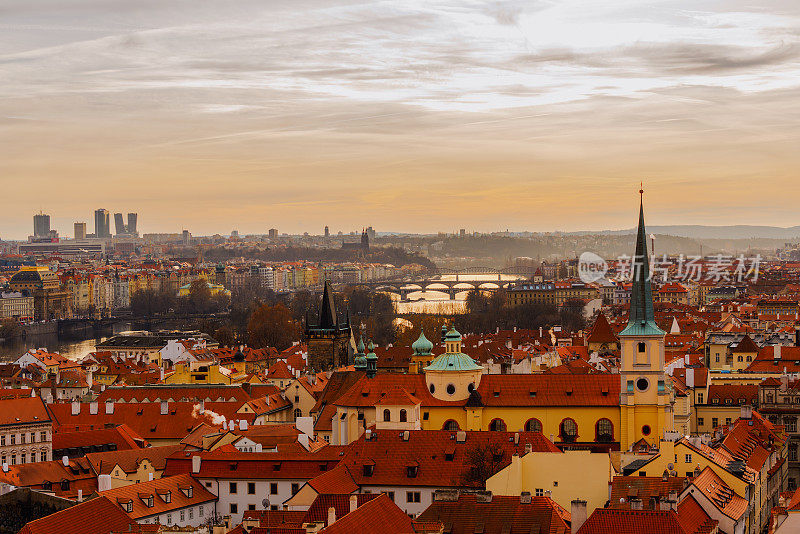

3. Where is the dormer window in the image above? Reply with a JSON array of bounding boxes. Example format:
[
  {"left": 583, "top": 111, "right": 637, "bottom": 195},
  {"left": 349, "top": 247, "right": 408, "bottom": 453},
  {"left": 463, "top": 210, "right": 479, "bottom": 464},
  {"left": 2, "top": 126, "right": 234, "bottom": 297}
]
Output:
[
  {"left": 158, "top": 491, "right": 171, "bottom": 503},
  {"left": 181, "top": 486, "right": 193, "bottom": 498},
  {"left": 363, "top": 463, "right": 374, "bottom": 477},
  {"left": 406, "top": 465, "right": 419, "bottom": 478}
]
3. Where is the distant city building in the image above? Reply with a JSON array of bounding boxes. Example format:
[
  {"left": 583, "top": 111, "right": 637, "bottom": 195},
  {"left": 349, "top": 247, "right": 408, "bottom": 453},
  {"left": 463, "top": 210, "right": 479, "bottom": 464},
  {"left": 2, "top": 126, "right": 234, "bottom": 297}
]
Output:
[
  {"left": 8, "top": 266, "right": 72, "bottom": 321},
  {"left": 268, "top": 228, "right": 278, "bottom": 239},
  {"left": 0, "top": 291, "right": 34, "bottom": 321},
  {"left": 94, "top": 209, "right": 111, "bottom": 238},
  {"left": 127, "top": 212, "right": 137, "bottom": 235},
  {"left": 114, "top": 212, "right": 125, "bottom": 235},
  {"left": 33, "top": 213, "right": 50, "bottom": 238},
  {"left": 324, "top": 225, "right": 330, "bottom": 237},
  {"left": 73, "top": 222, "right": 86, "bottom": 240}
]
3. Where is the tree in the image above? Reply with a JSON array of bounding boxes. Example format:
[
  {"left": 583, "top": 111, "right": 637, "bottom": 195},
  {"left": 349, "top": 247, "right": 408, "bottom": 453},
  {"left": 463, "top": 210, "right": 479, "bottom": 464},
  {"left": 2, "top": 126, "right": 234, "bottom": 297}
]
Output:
[
  {"left": 560, "top": 299, "right": 586, "bottom": 332},
  {"left": 247, "top": 303, "right": 299, "bottom": 351},
  {"left": 187, "top": 279, "right": 212, "bottom": 313},
  {"left": 461, "top": 440, "right": 509, "bottom": 487},
  {"left": 214, "top": 325, "right": 236, "bottom": 347}
]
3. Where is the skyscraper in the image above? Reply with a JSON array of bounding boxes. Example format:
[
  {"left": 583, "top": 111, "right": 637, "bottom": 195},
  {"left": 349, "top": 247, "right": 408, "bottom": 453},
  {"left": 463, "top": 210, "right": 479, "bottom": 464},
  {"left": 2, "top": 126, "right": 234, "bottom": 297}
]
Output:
[
  {"left": 94, "top": 209, "right": 111, "bottom": 238},
  {"left": 33, "top": 213, "right": 50, "bottom": 238},
  {"left": 324, "top": 225, "right": 330, "bottom": 237},
  {"left": 127, "top": 213, "right": 138, "bottom": 235},
  {"left": 114, "top": 213, "right": 125, "bottom": 235},
  {"left": 74, "top": 222, "right": 87, "bottom": 240}
]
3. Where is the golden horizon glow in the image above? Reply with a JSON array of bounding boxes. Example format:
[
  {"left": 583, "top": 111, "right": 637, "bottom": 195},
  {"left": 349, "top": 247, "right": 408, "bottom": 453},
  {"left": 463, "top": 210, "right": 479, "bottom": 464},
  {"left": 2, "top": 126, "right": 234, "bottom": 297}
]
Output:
[{"left": 2, "top": 0, "right": 800, "bottom": 238}]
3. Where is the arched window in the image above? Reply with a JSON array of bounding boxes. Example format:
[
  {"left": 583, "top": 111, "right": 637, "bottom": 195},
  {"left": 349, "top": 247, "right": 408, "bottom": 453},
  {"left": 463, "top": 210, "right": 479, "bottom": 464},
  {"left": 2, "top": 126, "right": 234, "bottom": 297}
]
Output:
[
  {"left": 442, "top": 420, "right": 459, "bottom": 431},
  {"left": 293, "top": 408, "right": 302, "bottom": 419},
  {"left": 560, "top": 418, "right": 578, "bottom": 442},
  {"left": 525, "top": 418, "right": 542, "bottom": 433},
  {"left": 596, "top": 418, "right": 613, "bottom": 442},
  {"left": 489, "top": 419, "right": 506, "bottom": 432},
  {"left": 383, "top": 409, "right": 391, "bottom": 422},
  {"left": 399, "top": 409, "right": 407, "bottom": 423},
  {"left": 637, "top": 342, "right": 646, "bottom": 353}
]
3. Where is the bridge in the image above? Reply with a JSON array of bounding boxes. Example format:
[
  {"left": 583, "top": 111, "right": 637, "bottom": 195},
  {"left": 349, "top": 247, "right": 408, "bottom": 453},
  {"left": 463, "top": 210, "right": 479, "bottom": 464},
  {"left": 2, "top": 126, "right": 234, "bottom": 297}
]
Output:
[{"left": 353, "top": 267, "right": 535, "bottom": 301}]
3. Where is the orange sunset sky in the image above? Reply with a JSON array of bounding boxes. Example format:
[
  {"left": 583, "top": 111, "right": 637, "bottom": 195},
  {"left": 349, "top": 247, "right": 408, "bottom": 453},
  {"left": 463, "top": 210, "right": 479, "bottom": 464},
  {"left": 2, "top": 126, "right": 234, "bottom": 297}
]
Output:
[{"left": 2, "top": 0, "right": 800, "bottom": 238}]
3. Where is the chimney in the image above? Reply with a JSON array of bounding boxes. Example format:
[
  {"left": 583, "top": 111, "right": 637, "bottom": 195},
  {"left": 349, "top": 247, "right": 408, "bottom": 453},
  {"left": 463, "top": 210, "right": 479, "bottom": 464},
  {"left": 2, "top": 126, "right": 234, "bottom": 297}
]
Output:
[
  {"left": 239, "top": 420, "right": 248, "bottom": 431},
  {"left": 514, "top": 432, "right": 519, "bottom": 445},
  {"left": 327, "top": 506, "right": 336, "bottom": 526},
  {"left": 571, "top": 500, "right": 587, "bottom": 534},
  {"left": 89, "top": 402, "right": 98, "bottom": 415},
  {"left": 62, "top": 455, "right": 69, "bottom": 467},
  {"left": 350, "top": 494, "right": 358, "bottom": 514},
  {"left": 298, "top": 434, "right": 310, "bottom": 451},
  {"left": 525, "top": 443, "right": 532, "bottom": 454},
  {"left": 2, "top": 463, "right": 7, "bottom": 473},
  {"left": 77, "top": 489, "right": 82, "bottom": 501},
  {"left": 160, "top": 401, "right": 168, "bottom": 415},
  {"left": 402, "top": 430, "right": 410, "bottom": 441},
  {"left": 795, "top": 327, "right": 800, "bottom": 347},
  {"left": 456, "top": 431, "right": 466, "bottom": 443},
  {"left": 192, "top": 456, "right": 202, "bottom": 473},
  {"left": 97, "top": 474, "right": 112, "bottom": 492},
  {"left": 71, "top": 401, "right": 80, "bottom": 415},
  {"left": 148, "top": 472, "right": 154, "bottom": 481},
  {"left": 86, "top": 370, "right": 93, "bottom": 389},
  {"left": 741, "top": 405, "right": 752, "bottom": 420},
  {"left": 105, "top": 401, "right": 114, "bottom": 414},
  {"left": 686, "top": 368, "right": 694, "bottom": 389},
  {"left": 775, "top": 345, "right": 782, "bottom": 359},
  {"left": 229, "top": 420, "right": 237, "bottom": 432},
  {"left": 520, "top": 492, "right": 531, "bottom": 504}
]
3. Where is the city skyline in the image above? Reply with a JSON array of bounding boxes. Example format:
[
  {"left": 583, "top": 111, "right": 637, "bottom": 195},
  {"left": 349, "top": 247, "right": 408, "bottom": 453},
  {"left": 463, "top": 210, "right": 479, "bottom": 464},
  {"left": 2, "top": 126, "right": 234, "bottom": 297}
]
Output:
[{"left": 2, "top": 1, "right": 800, "bottom": 237}]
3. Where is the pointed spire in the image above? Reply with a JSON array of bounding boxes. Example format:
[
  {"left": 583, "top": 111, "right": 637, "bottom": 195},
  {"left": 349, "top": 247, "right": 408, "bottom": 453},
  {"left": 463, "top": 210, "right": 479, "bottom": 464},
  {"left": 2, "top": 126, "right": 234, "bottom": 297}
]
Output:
[
  {"left": 621, "top": 187, "right": 663, "bottom": 336},
  {"left": 318, "top": 280, "right": 337, "bottom": 329}
]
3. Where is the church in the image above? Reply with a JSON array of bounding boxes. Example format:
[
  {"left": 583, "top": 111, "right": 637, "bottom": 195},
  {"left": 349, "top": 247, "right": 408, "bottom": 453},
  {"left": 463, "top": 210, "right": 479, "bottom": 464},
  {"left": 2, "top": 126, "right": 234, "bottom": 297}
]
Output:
[{"left": 324, "top": 192, "right": 674, "bottom": 452}]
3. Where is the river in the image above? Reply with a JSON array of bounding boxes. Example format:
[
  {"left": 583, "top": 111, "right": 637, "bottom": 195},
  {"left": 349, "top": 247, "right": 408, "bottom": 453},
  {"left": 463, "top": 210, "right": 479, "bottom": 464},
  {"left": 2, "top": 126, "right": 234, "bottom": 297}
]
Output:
[
  {"left": 0, "top": 321, "right": 132, "bottom": 363},
  {"left": 392, "top": 273, "right": 524, "bottom": 314}
]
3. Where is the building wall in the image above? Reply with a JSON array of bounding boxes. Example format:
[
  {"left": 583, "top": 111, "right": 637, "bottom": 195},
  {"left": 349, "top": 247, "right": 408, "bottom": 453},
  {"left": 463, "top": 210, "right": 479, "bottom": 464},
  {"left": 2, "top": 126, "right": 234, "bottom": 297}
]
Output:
[
  {"left": 0, "top": 423, "right": 52, "bottom": 467},
  {"left": 486, "top": 450, "right": 610, "bottom": 514},
  {"left": 199, "top": 477, "right": 306, "bottom": 524}
]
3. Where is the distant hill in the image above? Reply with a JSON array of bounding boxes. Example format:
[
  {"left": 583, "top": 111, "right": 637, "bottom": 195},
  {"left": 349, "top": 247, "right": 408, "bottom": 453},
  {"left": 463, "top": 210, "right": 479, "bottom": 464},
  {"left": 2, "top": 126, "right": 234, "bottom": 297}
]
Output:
[{"left": 576, "top": 225, "right": 800, "bottom": 240}]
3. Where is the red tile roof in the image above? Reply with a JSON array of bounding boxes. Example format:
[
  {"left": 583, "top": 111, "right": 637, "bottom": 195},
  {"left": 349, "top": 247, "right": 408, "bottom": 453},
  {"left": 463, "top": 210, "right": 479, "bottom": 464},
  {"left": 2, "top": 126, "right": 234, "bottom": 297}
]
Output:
[
  {"left": 586, "top": 314, "right": 618, "bottom": 345},
  {"left": 676, "top": 494, "right": 717, "bottom": 534},
  {"left": 577, "top": 508, "right": 690, "bottom": 534},
  {"left": 416, "top": 494, "right": 570, "bottom": 534},
  {"left": 53, "top": 424, "right": 146, "bottom": 452},
  {"left": 18, "top": 495, "right": 136, "bottom": 534},
  {"left": 319, "top": 493, "right": 415, "bottom": 534},
  {"left": 338, "top": 430, "right": 560, "bottom": 488},
  {"left": 0, "top": 396, "right": 50, "bottom": 427},
  {"left": 85, "top": 444, "right": 184, "bottom": 475},
  {"left": 609, "top": 476, "right": 686, "bottom": 510},
  {"left": 99, "top": 473, "right": 215, "bottom": 519}
]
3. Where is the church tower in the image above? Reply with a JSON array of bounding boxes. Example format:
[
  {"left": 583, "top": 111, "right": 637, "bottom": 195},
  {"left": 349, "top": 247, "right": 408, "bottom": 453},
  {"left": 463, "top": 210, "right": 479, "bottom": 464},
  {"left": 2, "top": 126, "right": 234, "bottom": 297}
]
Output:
[{"left": 618, "top": 189, "right": 673, "bottom": 450}]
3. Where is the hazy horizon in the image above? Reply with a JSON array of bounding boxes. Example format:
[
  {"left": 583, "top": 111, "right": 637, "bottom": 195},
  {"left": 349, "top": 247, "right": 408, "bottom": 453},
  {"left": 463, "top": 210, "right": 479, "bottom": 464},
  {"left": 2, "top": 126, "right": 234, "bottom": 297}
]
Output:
[{"left": 3, "top": 0, "right": 800, "bottom": 239}]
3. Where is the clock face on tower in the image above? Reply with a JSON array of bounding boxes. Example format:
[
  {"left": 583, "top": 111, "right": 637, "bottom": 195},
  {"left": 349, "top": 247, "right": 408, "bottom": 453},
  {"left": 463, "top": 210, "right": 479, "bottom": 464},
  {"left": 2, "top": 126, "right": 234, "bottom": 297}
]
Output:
[{"left": 636, "top": 377, "right": 649, "bottom": 392}]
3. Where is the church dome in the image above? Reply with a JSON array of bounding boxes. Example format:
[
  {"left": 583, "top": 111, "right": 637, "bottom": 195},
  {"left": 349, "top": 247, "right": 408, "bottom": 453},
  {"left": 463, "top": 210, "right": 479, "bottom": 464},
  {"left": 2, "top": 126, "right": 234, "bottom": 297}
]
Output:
[{"left": 412, "top": 330, "right": 433, "bottom": 356}]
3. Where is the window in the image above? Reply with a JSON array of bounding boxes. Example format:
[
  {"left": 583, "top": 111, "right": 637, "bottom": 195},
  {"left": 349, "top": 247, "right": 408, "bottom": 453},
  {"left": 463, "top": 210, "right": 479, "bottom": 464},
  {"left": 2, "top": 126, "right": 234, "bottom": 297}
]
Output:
[
  {"left": 596, "top": 419, "right": 613, "bottom": 442},
  {"left": 423, "top": 412, "right": 429, "bottom": 421},
  {"left": 406, "top": 491, "right": 421, "bottom": 503},
  {"left": 270, "top": 483, "right": 278, "bottom": 495},
  {"left": 30, "top": 433, "right": 35, "bottom": 443},
  {"left": 525, "top": 418, "right": 542, "bottom": 433},
  {"left": 384, "top": 491, "right": 395, "bottom": 502},
  {"left": 247, "top": 482, "right": 255, "bottom": 495},
  {"left": 10, "top": 435, "right": 14, "bottom": 445},
  {"left": 489, "top": 419, "right": 506, "bottom": 432},
  {"left": 383, "top": 409, "right": 391, "bottom": 422},
  {"left": 725, "top": 418, "right": 732, "bottom": 426},
  {"left": 293, "top": 408, "right": 302, "bottom": 419},
  {"left": 20, "top": 454, "right": 26, "bottom": 464},
  {"left": 638, "top": 342, "right": 646, "bottom": 353},
  {"left": 248, "top": 504, "right": 256, "bottom": 510},
  {"left": 229, "top": 504, "right": 237, "bottom": 514},
  {"left": 189, "top": 508, "right": 193, "bottom": 519},
  {"left": 712, "top": 418, "right": 719, "bottom": 428},
  {"left": 400, "top": 409, "right": 407, "bottom": 423},
  {"left": 786, "top": 417, "right": 798, "bottom": 432},
  {"left": 292, "top": 483, "right": 299, "bottom": 495},
  {"left": 789, "top": 478, "right": 797, "bottom": 492},
  {"left": 697, "top": 417, "right": 704, "bottom": 427},
  {"left": 446, "top": 384, "right": 456, "bottom": 395},
  {"left": 636, "top": 378, "right": 649, "bottom": 392},
  {"left": 205, "top": 482, "right": 212, "bottom": 488},
  {"left": 180, "top": 510, "right": 185, "bottom": 522},
  {"left": 535, "top": 488, "right": 544, "bottom": 496},
  {"left": 697, "top": 393, "right": 704, "bottom": 404},
  {"left": 229, "top": 482, "right": 238, "bottom": 494},
  {"left": 0, "top": 435, "right": 4, "bottom": 446},
  {"left": 685, "top": 454, "right": 692, "bottom": 463},
  {"left": 442, "top": 420, "right": 459, "bottom": 431},
  {"left": 789, "top": 444, "right": 798, "bottom": 462},
  {"left": 560, "top": 419, "right": 578, "bottom": 442},
  {"left": 199, "top": 506, "right": 204, "bottom": 517}
]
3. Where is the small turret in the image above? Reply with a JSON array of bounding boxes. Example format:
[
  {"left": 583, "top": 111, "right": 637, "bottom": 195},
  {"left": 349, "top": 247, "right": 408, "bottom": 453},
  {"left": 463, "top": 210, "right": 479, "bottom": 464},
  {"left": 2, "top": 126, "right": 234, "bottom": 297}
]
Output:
[
  {"left": 354, "top": 336, "right": 367, "bottom": 371},
  {"left": 365, "top": 340, "right": 378, "bottom": 378},
  {"left": 412, "top": 330, "right": 433, "bottom": 356}
]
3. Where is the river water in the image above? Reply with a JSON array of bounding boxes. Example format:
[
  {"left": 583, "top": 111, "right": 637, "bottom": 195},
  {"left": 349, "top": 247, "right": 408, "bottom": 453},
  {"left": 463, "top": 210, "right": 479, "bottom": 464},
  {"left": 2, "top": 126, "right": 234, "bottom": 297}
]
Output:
[{"left": 0, "top": 321, "right": 133, "bottom": 363}]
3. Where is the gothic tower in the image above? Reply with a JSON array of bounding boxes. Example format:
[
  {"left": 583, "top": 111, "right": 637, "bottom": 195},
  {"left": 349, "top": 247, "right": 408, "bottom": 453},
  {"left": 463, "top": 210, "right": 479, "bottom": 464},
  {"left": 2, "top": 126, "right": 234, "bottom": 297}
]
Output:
[{"left": 618, "top": 189, "right": 673, "bottom": 450}]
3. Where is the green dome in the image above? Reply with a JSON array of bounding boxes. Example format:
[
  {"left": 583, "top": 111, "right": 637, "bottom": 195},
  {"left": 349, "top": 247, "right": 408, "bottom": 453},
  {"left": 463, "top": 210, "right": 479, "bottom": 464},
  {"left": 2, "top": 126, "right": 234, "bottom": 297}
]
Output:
[
  {"left": 444, "top": 327, "right": 462, "bottom": 341},
  {"left": 424, "top": 352, "right": 482, "bottom": 372},
  {"left": 412, "top": 330, "right": 433, "bottom": 356}
]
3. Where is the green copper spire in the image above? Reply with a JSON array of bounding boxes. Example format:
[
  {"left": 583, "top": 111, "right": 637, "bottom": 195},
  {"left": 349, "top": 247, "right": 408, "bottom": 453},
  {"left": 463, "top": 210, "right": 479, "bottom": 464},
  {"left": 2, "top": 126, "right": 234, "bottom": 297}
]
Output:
[
  {"left": 620, "top": 188, "right": 664, "bottom": 337},
  {"left": 354, "top": 335, "right": 367, "bottom": 370}
]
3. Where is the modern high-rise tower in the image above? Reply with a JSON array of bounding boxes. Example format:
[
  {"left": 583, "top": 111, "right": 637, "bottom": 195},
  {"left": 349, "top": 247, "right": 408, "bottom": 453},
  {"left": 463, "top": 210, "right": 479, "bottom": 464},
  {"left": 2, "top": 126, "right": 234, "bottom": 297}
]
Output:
[
  {"left": 74, "top": 222, "right": 87, "bottom": 240},
  {"left": 94, "top": 209, "right": 111, "bottom": 238},
  {"left": 33, "top": 213, "right": 50, "bottom": 238},
  {"left": 114, "top": 213, "right": 125, "bottom": 235},
  {"left": 126, "top": 213, "right": 138, "bottom": 235}
]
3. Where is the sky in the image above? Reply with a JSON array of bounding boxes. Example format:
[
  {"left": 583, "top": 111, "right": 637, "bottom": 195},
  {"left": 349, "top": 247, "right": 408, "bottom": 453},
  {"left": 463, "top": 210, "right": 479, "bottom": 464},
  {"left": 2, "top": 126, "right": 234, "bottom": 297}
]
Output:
[{"left": 1, "top": 0, "right": 800, "bottom": 238}]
